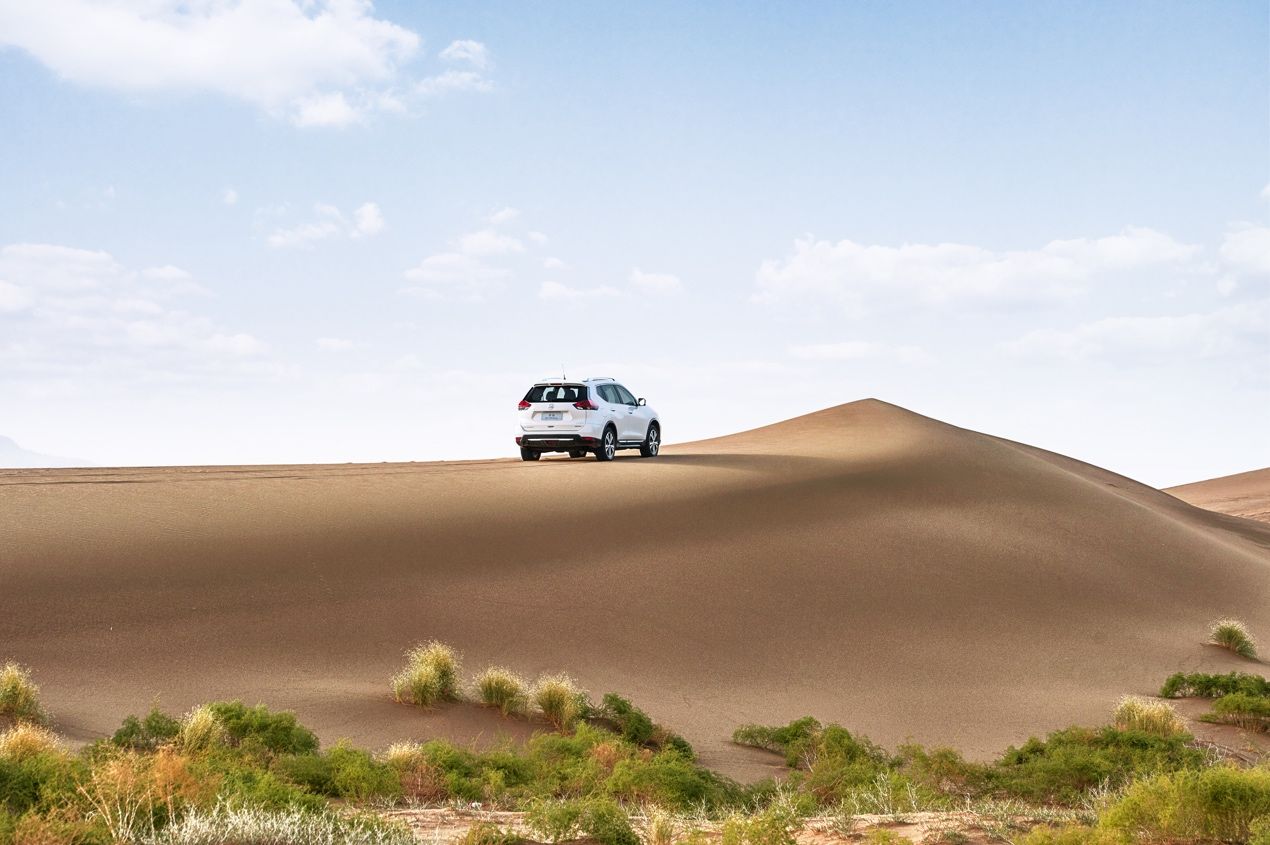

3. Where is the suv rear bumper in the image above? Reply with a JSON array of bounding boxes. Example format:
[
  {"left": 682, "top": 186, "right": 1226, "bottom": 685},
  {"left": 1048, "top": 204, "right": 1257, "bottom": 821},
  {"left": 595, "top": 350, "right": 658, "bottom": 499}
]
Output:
[{"left": 516, "top": 434, "right": 599, "bottom": 452}]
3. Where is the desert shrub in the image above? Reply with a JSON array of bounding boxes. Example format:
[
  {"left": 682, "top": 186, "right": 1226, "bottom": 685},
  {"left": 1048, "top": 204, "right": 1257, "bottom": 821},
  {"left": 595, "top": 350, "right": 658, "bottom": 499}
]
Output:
[
  {"left": 896, "top": 744, "right": 988, "bottom": 798},
  {"left": 0, "top": 736, "right": 80, "bottom": 815},
  {"left": 1160, "top": 670, "right": 1270, "bottom": 699},
  {"left": 862, "top": 831, "right": 906, "bottom": 845},
  {"left": 1100, "top": 764, "right": 1270, "bottom": 843},
  {"left": 477, "top": 667, "right": 529, "bottom": 717},
  {"left": 205, "top": 701, "right": 317, "bottom": 756},
  {"left": 598, "top": 693, "right": 655, "bottom": 747},
  {"left": 1111, "top": 696, "right": 1186, "bottom": 737},
  {"left": 189, "top": 750, "right": 323, "bottom": 812},
  {"left": 275, "top": 743, "right": 400, "bottom": 801},
  {"left": 1210, "top": 618, "right": 1258, "bottom": 659},
  {"left": 0, "top": 724, "right": 62, "bottom": 763},
  {"left": 76, "top": 747, "right": 210, "bottom": 842},
  {"left": 526, "top": 797, "right": 638, "bottom": 845},
  {"left": 1017, "top": 825, "right": 1126, "bottom": 845},
  {"left": 140, "top": 800, "right": 413, "bottom": 845},
  {"left": 1252, "top": 815, "right": 1270, "bottom": 845},
  {"left": 177, "top": 705, "right": 227, "bottom": 755},
  {"left": 606, "top": 748, "right": 736, "bottom": 810},
  {"left": 641, "top": 806, "right": 677, "bottom": 845},
  {"left": 391, "top": 641, "right": 462, "bottom": 707},
  {"left": 3, "top": 806, "right": 109, "bottom": 845},
  {"left": 113, "top": 706, "right": 182, "bottom": 752},
  {"left": 720, "top": 803, "right": 799, "bottom": 845},
  {"left": 534, "top": 674, "right": 582, "bottom": 731},
  {"left": 1207, "top": 692, "right": 1270, "bottom": 731},
  {"left": 988, "top": 726, "right": 1205, "bottom": 804},
  {"left": 0, "top": 663, "right": 45, "bottom": 726},
  {"left": 460, "top": 821, "right": 526, "bottom": 845},
  {"left": 732, "top": 717, "right": 822, "bottom": 767}
]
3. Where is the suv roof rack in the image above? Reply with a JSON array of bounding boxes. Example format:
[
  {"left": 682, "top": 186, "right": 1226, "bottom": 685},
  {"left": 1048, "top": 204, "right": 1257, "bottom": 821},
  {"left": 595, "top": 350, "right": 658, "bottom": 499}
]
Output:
[{"left": 583, "top": 376, "right": 614, "bottom": 382}]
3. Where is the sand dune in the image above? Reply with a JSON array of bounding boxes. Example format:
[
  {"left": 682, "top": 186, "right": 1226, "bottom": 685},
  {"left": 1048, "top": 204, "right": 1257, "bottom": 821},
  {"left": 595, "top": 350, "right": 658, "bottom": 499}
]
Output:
[
  {"left": 1167, "top": 467, "right": 1270, "bottom": 525},
  {"left": 2, "top": 399, "right": 1267, "bottom": 779}
]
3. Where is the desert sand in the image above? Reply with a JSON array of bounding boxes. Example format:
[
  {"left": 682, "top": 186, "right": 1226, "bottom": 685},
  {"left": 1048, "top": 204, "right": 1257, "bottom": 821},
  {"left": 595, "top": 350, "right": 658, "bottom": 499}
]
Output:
[
  {"left": 3, "top": 399, "right": 1268, "bottom": 779},
  {"left": 1167, "top": 467, "right": 1270, "bottom": 525}
]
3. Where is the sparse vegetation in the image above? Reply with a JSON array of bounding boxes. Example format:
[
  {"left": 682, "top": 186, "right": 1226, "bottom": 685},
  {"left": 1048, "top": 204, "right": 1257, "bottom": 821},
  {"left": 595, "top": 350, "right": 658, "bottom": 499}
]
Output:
[
  {"left": 1099, "top": 764, "right": 1270, "bottom": 843},
  {"left": 0, "top": 722, "right": 63, "bottom": 762},
  {"left": 1160, "top": 670, "right": 1270, "bottom": 699},
  {"left": 205, "top": 700, "right": 318, "bottom": 756},
  {"left": 1206, "top": 692, "right": 1270, "bottom": 731},
  {"left": 526, "top": 797, "right": 640, "bottom": 845},
  {"left": 391, "top": 641, "right": 463, "bottom": 707},
  {"left": 177, "top": 704, "right": 226, "bottom": 754},
  {"left": 459, "top": 821, "right": 526, "bottom": 845},
  {"left": 1111, "top": 696, "right": 1186, "bottom": 737},
  {"left": 477, "top": 667, "right": 529, "bottom": 716},
  {"left": 112, "top": 705, "right": 182, "bottom": 752},
  {"left": 533, "top": 673, "right": 582, "bottom": 731},
  {"left": 142, "top": 800, "right": 413, "bottom": 845},
  {"left": 721, "top": 803, "right": 800, "bottom": 845},
  {"left": 0, "top": 663, "right": 45, "bottom": 726},
  {"left": 1210, "top": 618, "right": 1258, "bottom": 659}
]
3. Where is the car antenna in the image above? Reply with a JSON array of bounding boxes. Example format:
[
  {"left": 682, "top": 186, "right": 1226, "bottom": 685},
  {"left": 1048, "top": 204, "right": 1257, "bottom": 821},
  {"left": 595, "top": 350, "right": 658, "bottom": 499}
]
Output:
[{"left": 561, "top": 364, "right": 566, "bottom": 379}]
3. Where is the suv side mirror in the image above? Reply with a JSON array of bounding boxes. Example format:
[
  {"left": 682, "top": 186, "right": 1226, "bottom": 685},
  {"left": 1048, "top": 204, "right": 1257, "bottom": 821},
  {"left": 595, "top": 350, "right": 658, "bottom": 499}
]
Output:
[{"left": 637, "top": 398, "right": 646, "bottom": 406}]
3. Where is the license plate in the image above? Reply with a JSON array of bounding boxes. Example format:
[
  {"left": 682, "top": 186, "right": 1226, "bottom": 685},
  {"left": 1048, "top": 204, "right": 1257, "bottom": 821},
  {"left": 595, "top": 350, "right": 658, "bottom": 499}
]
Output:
[{"left": 540, "top": 412, "right": 563, "bottom": 421}]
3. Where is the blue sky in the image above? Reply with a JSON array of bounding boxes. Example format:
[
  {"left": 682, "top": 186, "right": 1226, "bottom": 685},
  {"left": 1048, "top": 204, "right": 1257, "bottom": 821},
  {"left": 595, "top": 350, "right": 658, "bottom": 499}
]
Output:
[{"left": 0, "top": 0, "right": 1266, "bottom": 485}]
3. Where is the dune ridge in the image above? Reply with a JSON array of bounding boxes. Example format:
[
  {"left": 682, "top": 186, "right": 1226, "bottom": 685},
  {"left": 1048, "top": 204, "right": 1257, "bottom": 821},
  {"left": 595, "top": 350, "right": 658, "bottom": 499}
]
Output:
[
  {"left": 1167, "top": 466, "right": 1270, "bottom": 525},
  {"left": 2, "top": 399, "right": 1267, "bottom": 778}
]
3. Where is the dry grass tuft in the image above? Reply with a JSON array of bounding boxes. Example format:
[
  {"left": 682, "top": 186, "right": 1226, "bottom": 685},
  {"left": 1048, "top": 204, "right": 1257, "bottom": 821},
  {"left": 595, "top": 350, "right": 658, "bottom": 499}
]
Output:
[
  {"left": 391, "top": 641, "right": 462, "bottom": 707},
  {"left": 1113, "top": 696, "right": 1187, "bottom": 737},
  {"left": 178, "top": 704, "right": 226, "bottom": 753},
  {"left": 0, "top": 721, "right": 63, "bottom": 760},
  {"left": 477, "top": 666, "right": 529, "bottom": 716},
  {"left": 533, "top": 673, "right": 582, "bottom": 731},
  {"left": 0, "top": 661, "right": 46, "bottom": 724},
  {"left": 1209, "top": 618, "right": 1258, "bottom": 659}
]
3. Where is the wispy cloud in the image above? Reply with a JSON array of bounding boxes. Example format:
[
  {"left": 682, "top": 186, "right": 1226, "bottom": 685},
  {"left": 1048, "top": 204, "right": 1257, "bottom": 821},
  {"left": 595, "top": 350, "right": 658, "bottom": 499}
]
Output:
[{"left": 267, "top": 202, "right": 385, "bottom": 248}]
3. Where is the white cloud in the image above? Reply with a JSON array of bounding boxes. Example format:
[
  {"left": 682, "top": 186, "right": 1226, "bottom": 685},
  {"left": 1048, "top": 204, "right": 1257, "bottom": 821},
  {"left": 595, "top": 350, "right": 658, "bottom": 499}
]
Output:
[
  {"left": 402, "top": 252, "right": 508, "bottom": 299},
  {"left": 439, "top": 39, "right": 489, "bottom": 69},
  {"left": 527, "top": 231, "right": 548, "bottom": 245},
  {"left": 756, "top": 227, "right": 1202, "bottom": 312},
  {"left": 417, "top": 69, "right": 493, "bottom": 97},
  {"left": 539, "top": 281, "right": 620, "bottom": 300},
  {"left": 0, "top": 0, "right": 425, "bottom": 127},
  {"left": 222, "top": 187, "right": 239, "bottom": 206},
  {"left": 353, "top": 202, "right": 385, "bottom": 237},
  {"left": 317, "top": 337, "right": 354, "bottom": 351},
  {"left": 629, "top": 267, "right": 682, "bottom": 294},
  {"left": 543, "top": 257, "right": 566, "bottom": 270},
  {"left": 457, "top": 229, "right": 523, "bottom": 256},
  {"left": 1219, "top": 224, "right": 1270, "bottom": 277},
  {"left": 0, "top": 242, "right": 267, "bottom": 380},
  {"left": 268, "top": 201, "right": 384, "bottom": 248},
  {"left": 788, "top": 341, "right": 930, "bottom": 364},
  {"left": 1262, "top": 183, "right": 1270, "bottom": 201},
  {"left": 0, "top": 279, "right": 32, "bottom": 312},
  {"left": 488, "top": 206, "right": 519, "bottom": 225},
  {"left": 1003, "top": 300, "right": 1269, "bottom": 362}
]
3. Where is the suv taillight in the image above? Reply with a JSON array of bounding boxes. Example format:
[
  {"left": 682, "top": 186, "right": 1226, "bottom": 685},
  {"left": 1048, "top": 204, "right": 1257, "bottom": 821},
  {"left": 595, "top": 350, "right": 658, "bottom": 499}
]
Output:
[
  {"left": 573, "top": 399, "right": 599, "bottom": 410},
  {"left": 518, "top": 400, "right": 531, "bottom": 410}
]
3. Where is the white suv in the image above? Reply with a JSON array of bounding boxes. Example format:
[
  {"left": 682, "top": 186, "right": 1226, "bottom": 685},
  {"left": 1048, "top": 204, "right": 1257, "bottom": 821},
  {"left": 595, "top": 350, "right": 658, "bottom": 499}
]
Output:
[{"left": 515, "top": 377, "right": 661, "bottom": 462}]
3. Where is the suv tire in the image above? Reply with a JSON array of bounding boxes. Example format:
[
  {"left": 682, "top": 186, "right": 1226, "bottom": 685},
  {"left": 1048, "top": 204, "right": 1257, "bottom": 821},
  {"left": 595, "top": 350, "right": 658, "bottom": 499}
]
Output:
[
  {"left": 640, "top": 422, "right": 660, "bottom": 458},
  {"left": 595, "top": 427, "right": 617, "bottom": 462},
  {"left": 519, "top": 447, "right": 540, "bottom": 462}
]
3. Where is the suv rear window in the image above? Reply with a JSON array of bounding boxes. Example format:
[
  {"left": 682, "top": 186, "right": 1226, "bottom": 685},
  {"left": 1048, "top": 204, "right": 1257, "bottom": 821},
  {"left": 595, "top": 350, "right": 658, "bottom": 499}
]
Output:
[{"left": 524, "top": 384, "right": 588, "bottom": 403}]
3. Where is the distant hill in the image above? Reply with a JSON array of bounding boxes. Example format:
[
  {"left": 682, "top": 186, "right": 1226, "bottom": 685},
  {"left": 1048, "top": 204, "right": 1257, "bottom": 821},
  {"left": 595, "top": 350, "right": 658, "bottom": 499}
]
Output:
[
  {"left": 1167, "top": 467, "right": 1270, "bottom": 524},
  {"left": 0, "top": 435, "right": 90, "bottom": 468}
]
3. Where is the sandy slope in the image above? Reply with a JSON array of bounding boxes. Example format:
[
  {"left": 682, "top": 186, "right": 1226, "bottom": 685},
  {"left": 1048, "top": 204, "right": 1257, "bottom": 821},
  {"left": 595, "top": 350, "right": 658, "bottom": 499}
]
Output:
[
  {"left": 1167, "top": 467, "right": 1270, "bottom": 524},
  {"left": 2, "top": 399, "right": 1267, "bottom": 779}
]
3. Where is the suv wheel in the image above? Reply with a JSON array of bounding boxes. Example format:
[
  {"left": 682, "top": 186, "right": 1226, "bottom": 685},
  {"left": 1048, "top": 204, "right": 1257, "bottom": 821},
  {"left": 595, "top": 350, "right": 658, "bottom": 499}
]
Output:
[
  {"left": 595, "top": 427, "right": 617, "bottom": 462},
  {"left": 640, "top": 423, "right": 660, "bottom": 457},
  {"left": 519, "top": 447, "right": 540, "bottom": 462}
]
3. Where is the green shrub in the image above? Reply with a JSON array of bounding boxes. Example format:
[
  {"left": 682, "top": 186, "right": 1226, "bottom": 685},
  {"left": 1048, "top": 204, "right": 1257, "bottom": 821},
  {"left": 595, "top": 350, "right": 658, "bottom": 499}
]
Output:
[
  {"left": 1210, "top": 618, "right": 1258, "bottom": 659},
  {"left": 112, "top": 705, "right": 181, "bottom": 751},
  {"left": 896, "top": 744, "right": 988, "bottom": 798},
  {"left": 720, "top": 804, "right": 798, "bottom": 845},
  {"left": 1100, "top": 764, "right": 1270, "bottom": 843},
  {"left": 598, "top": 693, "right": 655, "bottom": 746},
  {"left": 1208, "top": 692, "right": 1270, "bottom": 731},
  {"left": 1018, "top": 825, "right": 1126, "bottom": 845},
  {"left": 205, "top": 701, "right": 318, "bottom": 756},
  {"left": 1160, "top": 671, "right": 1270, "bottom": 699},
  {"left": 861, "top": 831, "right": 906, "bottom": 845},
  {"left": 275, "top": 743, "right": 401, "bottom": 801},
  {"left": 526, "top": 798, "right": 638, "bottom": 845},
  {"left": 0, "top": 663, "right": 45, "bottom": 725},
  {"left": 190, "top": 750, "right": 325, "bottom": 812},
  {"left": 1111, "top": 696, "right": 1186, "bottom": 737},
  {"left": 1252, "top": 814, "right": 1270, "bottom": 845},
  {"left": 989, "top": 726, "right": 1205, "bottom": 804},
  {"left": 391, "top": 641, "right": 462, "bottom": 707},
  {"left": 477, "top": 667, "right": 528, "bottom": 716},
  {"left": 533, "top": 674, "right": 582, "bottom": 731},
  {"left": 0, "top": 736, "right": 80, "bottom": 815},
  {"left": 732, "top": 717, "right": 822, "bottom": 767},
  {"left": 460, "top": 821, "right": 526, "bottom": 845},
  {"left": 606, "top": 748, "right": 735, "bottom": 810}
]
